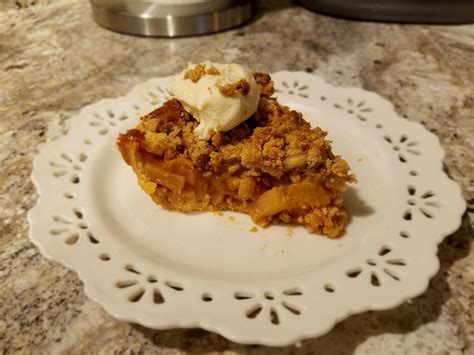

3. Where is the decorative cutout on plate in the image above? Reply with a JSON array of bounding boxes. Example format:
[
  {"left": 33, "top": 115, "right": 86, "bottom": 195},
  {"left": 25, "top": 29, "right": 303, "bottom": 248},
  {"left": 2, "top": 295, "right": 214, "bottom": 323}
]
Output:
[
  {"left": 99, "top": 253, "right": 111, "bottom": 261},
  {"left": 383, "top": 134, "right": 421, "bottom": 163},
  {"left": 399, "top": 231, "right": 411, "bottom": 239},
  {"left": 116, "top": 264, "right": 184, "bottom": 305},
  {"left": 404, "top": 185, "right": 440, "bottom": 220},
  {"left": 324, "top": 283, "right": 336, "bottom": 293},
  {"left": 63, "top": 192, "right": 76, "bottom": 200},
  {"left": 346, "top": 246, "right": 407, "bottom": 286},
  {"left": 334, "top": 98, "right": 372, "bottom": 121},
  {"left": 49, "top": 152, "right": 87, "bottom": 184},
  {"left": 275, "top": 80, "right": 309, "bottom": 98},
  {"left": 201, "top": 293, "right": 214, "bottom": 302},
  {"left": 89, "top": 110, "right": 129, "bottom": 135},
  {"left": 234, "top": 288, "right": 303, "bottom": 324},
  {"left": 49, "top": 208, "right": 99, "bottom": 245}
]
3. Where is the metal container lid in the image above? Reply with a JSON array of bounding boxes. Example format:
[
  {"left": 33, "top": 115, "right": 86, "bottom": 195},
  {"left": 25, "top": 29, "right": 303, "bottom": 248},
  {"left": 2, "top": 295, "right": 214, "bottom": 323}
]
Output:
[
  {"left": 296, "top": 0, "right": 474, "bottom": 24},
  {"left": 90, "top": 0, "right": 255, "bottom": 37}
]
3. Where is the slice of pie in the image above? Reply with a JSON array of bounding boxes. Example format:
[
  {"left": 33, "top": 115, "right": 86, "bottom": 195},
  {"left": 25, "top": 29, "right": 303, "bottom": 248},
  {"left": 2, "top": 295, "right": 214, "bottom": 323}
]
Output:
[{"left": 117, "top": 70, "right": 355, "bottom": 237}]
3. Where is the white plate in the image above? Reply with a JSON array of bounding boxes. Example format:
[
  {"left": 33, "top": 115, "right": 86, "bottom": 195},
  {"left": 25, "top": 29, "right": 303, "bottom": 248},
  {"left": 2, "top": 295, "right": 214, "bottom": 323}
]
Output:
[{"left": 28, "top": 72, "right": 465, "bottom": 346}]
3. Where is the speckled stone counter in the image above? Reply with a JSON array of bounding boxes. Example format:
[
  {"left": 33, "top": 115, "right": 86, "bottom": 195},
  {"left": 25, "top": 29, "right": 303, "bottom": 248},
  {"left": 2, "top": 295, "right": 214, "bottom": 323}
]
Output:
[{"left": 1, "top": 1, "right": 473, "bottom": 353}]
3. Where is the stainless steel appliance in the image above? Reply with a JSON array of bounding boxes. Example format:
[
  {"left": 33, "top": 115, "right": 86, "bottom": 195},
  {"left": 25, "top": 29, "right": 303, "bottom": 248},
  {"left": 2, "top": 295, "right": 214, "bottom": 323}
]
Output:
[
  {"left": 296, "top": 0, "right": 474, "bottom": 24},
  {"left": 90, "top": 0, "right": 255, "bottom": 37}
]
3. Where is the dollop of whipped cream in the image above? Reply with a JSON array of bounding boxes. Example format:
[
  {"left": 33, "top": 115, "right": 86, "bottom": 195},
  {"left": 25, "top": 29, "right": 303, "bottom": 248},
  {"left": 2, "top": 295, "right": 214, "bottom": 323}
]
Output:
[{"left": 168, "top": 61, "right": 260, "bottom": 140}]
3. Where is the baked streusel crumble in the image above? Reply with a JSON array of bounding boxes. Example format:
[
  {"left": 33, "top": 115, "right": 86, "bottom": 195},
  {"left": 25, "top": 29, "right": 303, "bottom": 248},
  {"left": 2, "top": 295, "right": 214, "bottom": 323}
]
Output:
[{"left": 118, "top": 71, "right": 355, "bottom": 237}]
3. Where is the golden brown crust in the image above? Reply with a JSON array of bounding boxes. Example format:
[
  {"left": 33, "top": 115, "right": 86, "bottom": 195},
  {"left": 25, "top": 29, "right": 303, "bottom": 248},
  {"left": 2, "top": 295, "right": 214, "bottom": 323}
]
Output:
[{"left": 117, "top": 72, "right": 355, "bottom": 237}]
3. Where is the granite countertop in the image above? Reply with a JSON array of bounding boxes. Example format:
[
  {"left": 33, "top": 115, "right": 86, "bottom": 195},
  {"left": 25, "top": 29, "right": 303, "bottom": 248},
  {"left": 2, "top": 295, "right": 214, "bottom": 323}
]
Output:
[{"left": 1, "top": 0, "right": 473, "bottom": 353}]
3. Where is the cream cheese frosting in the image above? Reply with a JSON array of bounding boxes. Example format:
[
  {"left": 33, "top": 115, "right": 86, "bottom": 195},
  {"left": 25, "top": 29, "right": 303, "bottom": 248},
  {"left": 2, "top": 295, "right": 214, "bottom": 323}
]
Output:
[{"left": 168, "top": 61, "right": 260, "bottom": 140}]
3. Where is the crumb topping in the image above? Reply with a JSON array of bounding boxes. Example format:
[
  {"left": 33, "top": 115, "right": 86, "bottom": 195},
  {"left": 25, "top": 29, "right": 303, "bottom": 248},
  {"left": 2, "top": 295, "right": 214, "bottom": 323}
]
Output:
[
  {"left": 252, "top": 73, "right": 273, "bottom": 97},
  {"left": 218, "top": 79, "right": 251, "bottom": 97},
  {"left": 184, "top": 64, "right": 220, "bottom": 83},
  {"left": 206, "top": 66, "right": 220, "bottom": 75},
  {"left": 128, "top": 73, "right": 354, "bottom": 185}
]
